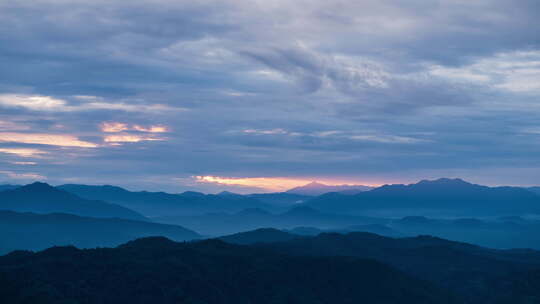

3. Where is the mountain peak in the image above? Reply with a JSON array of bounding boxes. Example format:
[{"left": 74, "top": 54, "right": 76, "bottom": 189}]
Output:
[
  {"left": 217, "top": 191, "right": 241, "bottom": 196},
  {"left": 417, "top": 178, "right": 471, "bottom": 186},
  {"left": 17, "top": 182, "right": 57, "bottom": 192}
]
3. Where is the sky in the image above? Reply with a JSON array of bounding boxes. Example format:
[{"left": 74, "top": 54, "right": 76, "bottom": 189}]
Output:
[{"left": 0, "top": 0, "right": 539, "bottom": 193}]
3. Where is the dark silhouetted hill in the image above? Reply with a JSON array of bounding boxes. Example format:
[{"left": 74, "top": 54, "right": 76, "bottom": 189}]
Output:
[
  {"left": 0, "top": 182, "right": 146, "bottom": 220},
  {"left": 287, "top": 224, "right": 403, "bottom": 237},
  {"left": 219, "top": 228, "right": 299, "bottom": 245},
  {"left": 0, "top": 210, "right": 200, "bottom": 254},
  {"left": 306, "top": 178, "right": 540, "bottom": 217},
  {"left": 0, "top": 237, "right": 456, "bottom": 304},
  {"left": 243, "top": 232, "right": 540, "bottom": 303}
]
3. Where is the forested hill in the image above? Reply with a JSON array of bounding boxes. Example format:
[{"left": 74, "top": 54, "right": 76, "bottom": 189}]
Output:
[{"left": 0, "top": 237, "right": 455, "bottom": 304}]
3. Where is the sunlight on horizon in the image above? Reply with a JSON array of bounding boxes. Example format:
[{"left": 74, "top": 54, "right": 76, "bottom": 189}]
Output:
[{"left": 195, "top": 175, "right": 382, "bottom": 192}]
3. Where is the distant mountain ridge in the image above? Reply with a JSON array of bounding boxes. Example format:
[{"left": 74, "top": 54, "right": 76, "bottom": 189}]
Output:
[
  {"left": 5, "top": 178, "right": 540, "bottom": 220},
  {"left": 0, "top": 182, "right": 146, "bottom": 221},
  {"left": 527, "top": 187, "right": 540, "bottom": 195},
  {"left": 285, "top": 181, "right": 374, "bottom": 196},
  {"left": 0, "top": 184, "right": 20, "bottom": 192},
  {"left": 58, "top": 184, "right": 272, "bottom": 216},
  {"left": 306, "top": 178, "right": 540, "bottom": 217}
]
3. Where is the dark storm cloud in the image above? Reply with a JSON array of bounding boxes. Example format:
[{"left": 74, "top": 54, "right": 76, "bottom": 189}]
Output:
[{"left": 0, "top": 0, "right": 539, "bottom": 192}]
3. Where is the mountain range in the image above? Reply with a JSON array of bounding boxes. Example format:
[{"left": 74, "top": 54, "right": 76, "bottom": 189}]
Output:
[
  {"left": 0, "top": 182, "right": 146, "bottom": 220},
  {"left": 3, "top": 179, "right": 540, "bottom": 219},
  {"left": 56, "top": 178, "right": 540, "bottom": 218},
  {"left": 57, "top": 184, "right": 273, "bottom": 216},
  {"left": 1, "top": 178, "right": 540, "bottom": 250},
  {"left": 306, "top": 178, "right": 540, "bottom": 217},
  {"left": 285, "top": 181, "right": 374, "bottom": 196}
]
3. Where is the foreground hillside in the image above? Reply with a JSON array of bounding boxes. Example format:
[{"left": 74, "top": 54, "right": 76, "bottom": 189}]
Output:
[
  {"left": 223, "top": 229, "right": 540, "bottom": 303},
  {"left": 0, "top": 237, "right": 454, "bottom": 304}
]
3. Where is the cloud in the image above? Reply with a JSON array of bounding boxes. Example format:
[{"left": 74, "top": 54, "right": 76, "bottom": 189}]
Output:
[
  {"left": 242, "top": 128, "right": 288, "bottom": 135},
  {"left": 0, "top": 148, "right": 48, "bottom": 158},
  {"left": 0, "top": 94, "right": 66, "bottom": 111},
  {"left": 428, "top": 51, "right": 540, "bottom": 94},
  {"left": 238, "top": 128, "right": 426, "bottom": 144},
  {"left": 103, "top": 134, "right": 164, "bottom": 143},
  {"left": 0, "top": 0, "right": 539, "bottom": 189},
  {"left": 132, "top": 125, "right": 169, "bottom": 133},
  {"left": 0, "top": 94, "right": 185, "bottom": 113},
  {"left": 0, "top": 120, "right": 30, "bottom": 131},
  {"left": 101, "top": 122, "right": 129, "bottom": 133},
  {"left": 348, "top": 134, "right": 426, "bottom": 144},
  {"left": 0, "top": 132, "right": 98, "bottom": 148},
  {"left": 10, "top": 161, "right": 37, "bottom": 165},
  {"left": 101, "top": 122, "right": 169, "bottom": 133},
  {"left": 0, "top": 170, "right": 45, "bottom": 180}
]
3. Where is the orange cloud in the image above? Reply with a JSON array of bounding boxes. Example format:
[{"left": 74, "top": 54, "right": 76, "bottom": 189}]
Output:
[
  {"left": 104, "top": 134, "right": 164, "bottom": 143},
  {"left": 0, "top": 132, "right": 98, "bottom": 148},
  {"left": 195, "top": 176, "right": 382, "bottom": 192},
  {"left": 101, "top": 122, "right": 129, "bottom": 132},
  {"left": 0, "top": 148, "right": 48, "bottom": 158}
]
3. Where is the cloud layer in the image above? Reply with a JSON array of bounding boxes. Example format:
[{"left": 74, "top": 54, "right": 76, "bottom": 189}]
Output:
[{"left": 1, "top": 0, "right": 539, "bottom": 192}]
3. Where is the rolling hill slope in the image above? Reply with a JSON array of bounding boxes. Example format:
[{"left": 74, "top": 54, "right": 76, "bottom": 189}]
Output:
[{"left": 0, "top": 182, "right": 146, "bottom": 220}]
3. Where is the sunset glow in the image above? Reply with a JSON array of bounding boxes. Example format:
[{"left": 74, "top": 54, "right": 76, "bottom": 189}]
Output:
[
  {"left": 132, "top": 125, "right": 168, "bottom": 133},
  {"left": 195, "top": 175, "right": 379, "bottom": 192}
]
